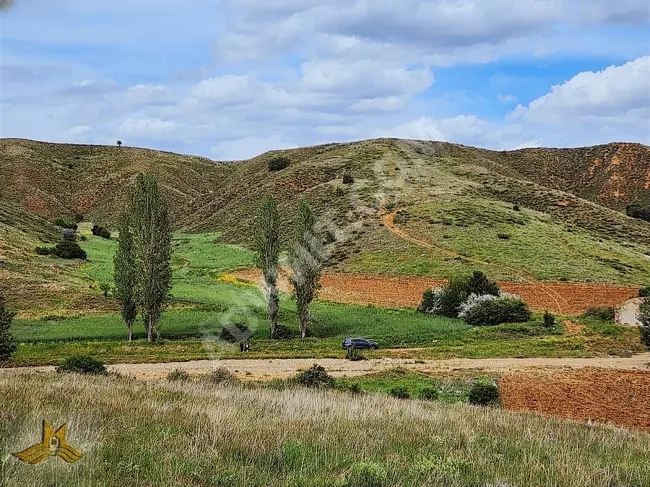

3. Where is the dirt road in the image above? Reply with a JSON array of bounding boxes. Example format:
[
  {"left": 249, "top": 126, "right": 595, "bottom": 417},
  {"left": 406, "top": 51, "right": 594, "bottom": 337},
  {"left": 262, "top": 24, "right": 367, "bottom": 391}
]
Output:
[{"left": 4, "top": 353, "right": 649, "bottom": 381}]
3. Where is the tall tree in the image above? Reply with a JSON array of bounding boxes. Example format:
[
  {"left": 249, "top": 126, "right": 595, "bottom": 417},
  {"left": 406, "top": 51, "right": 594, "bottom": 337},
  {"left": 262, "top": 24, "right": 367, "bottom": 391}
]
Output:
[
  {"left": 254, "top": 197, "right": 281, "bottom": 338},
  {"left": 289, "top": 200, "right": 324, "bottom": 338},
  {"left": 129, "top": 174, "right": 172, "bottom": 342},
  {"left": 0, "top": 294, "right": 16, "bottom": 361},
  {"left": 114, "top": 211, "right": 138, "bottom": 341}
]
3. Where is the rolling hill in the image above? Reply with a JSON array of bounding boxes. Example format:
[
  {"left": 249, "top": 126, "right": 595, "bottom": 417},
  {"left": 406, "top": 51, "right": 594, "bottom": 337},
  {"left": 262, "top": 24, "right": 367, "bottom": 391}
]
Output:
[{"left": 1, "top": 137, "right": 650, "bottom": 313}]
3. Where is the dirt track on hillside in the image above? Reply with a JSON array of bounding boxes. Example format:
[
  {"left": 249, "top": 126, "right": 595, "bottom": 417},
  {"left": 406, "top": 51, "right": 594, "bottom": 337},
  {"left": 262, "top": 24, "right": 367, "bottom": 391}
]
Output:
[
  {"left": 4, "top": 353, "right": 649, "bottom": 381},
  {"left": 233, "top": 268, "right": 637, "bottom": 315}
]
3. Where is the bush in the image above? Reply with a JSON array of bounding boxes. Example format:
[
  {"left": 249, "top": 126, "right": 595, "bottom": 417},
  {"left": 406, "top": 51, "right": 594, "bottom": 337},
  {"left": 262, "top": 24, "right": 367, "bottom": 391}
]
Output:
[
  {"left": 513, "top": 204, "right": 521, "bottom": 211},
  {"left": 348, "top": 383, "right": 363, "bottom": 394},
  {"left": 294, "top": 364, "right": 335, "bottom": 388},
  {"left": 201, "top": 367, "right": 240, "bottom": 385},
  {"left": 267, "top": 156, "right": 290, "bottom": 171},
  {"left": 467, "top": 271, "right": 500, "bottom": 297},
  {"left": 335, "top": 186, "right": 345, "bottom": 197},
  {"left": 56, "top": 356, "right": 107, "bottom": 375},
  {"left": 91, "top": 224, "right": 111, "bottom": 238},
  {"left": 435, "top": 276, "right": 471, "bottom": 317},
  {"left": 626, "top": 201, "right": 650, "bottom": 222},
  {"left": 273, "top": 324, "right": 294, "bottom": 340},
  {"left": 343, "top": 172, "right": 354, "bottom": 184},
  {"left": 463, "top": 296, "right": 531, "bottom": 326},
  {"left": 582, "top": 306, "right": 615, "bottom": 321},
  {"left": 637, "top": 299, "right": 650, "bottom": 348},
  {"left": 543, "top": 311, "right": 556, "bottom": 328},
  {"left": 0, "top": 295, "right": 17, "bottom": 361},
  {"left": 347, "top": 461, "right": 388, "bottom": 487},
  {"left": 458, "top": 293, "right": 498, "bottom": 321},
  {"left": 468, "top": 382, "right": 500, "bottom": 406},
  {"left": 61, "top": 228, "right": 77, "bottom": 242},
  {"left": 388, "top": 386, "right": 410, "bottom": 399},
  {"left": 51, "top": 241, "right": 87, "bottom": 260},
  {"left": 417, "top": 288, "right": 436, "bottom": 314},
  {"left": 419, "top": 387, "right": 439, "bottom": 401},
  {"left": 167, "top": 368, "right": 190, "bottom": 381},
  {"left": 80, "top": 235, "right": 88, "bottom": 241},
  {"left": 73, "top": 213, "right": 84, "bottom": 223},
  {"left": 346, "top": 347, "right": 365, "bottom": 361},
  {"left": 639, "top": 287, "right": 650, "bottom": 298},
  {"left": 35, "top": 246, "right": 52, "bottom": 256},
  {"left": 220, "top": 323, "right": 251, "bottom": 343},
  {"left": 54, "top": 218, "right": 78, "bottom": 230}
]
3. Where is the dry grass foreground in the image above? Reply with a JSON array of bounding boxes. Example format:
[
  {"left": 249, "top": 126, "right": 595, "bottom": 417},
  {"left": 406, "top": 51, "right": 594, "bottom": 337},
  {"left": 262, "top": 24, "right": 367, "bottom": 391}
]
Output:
[
  {"left": 232, "top": 268, "right": 637, "bottom": 314},
  {"left": 500, "top": 368, "right": 650, "bottom": 432},
  {"left": 1, "top": 374, "right": 649, "bottom": 487}
]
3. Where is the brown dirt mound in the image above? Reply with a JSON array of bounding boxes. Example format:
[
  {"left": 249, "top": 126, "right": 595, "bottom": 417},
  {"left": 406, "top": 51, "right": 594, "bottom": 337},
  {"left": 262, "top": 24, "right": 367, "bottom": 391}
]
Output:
[
  {"left": 500, "top": 369, "right": 650, "bottom": 431},
  {"left": 232, "top": 268, "right": 637, "bottom": 314}
]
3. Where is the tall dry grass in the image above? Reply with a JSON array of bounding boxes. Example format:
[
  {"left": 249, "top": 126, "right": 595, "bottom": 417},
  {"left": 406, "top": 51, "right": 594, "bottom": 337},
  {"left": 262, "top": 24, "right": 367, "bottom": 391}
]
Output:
[{"left": 1, "top": 372, "right": 649, "bottom": 486}]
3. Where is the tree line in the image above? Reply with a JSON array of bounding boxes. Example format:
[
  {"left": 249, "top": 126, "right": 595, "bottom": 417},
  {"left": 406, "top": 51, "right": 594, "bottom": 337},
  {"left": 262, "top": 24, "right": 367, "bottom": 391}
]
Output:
[{"left": 111, "top": 174, "right": 324, "bottom": 343}]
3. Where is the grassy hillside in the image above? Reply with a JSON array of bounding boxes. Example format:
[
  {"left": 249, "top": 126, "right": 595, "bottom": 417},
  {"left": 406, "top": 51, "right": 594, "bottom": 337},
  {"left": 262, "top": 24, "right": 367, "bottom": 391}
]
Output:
[
  {"left": 1, "top": 373, "right": 649, "bottom": 486},
  {"left": 2, "top": 137, "right": 650, "bottom": 315},
  {"left": 0, "top": 138, "right": 231, "bottom": 226}
]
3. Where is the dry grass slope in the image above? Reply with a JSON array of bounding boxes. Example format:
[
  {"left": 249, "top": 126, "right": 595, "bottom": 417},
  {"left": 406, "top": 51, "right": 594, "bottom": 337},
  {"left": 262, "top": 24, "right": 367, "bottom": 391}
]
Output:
[{"left": 1, "top": 373, "right": 649, "bottom": 486}]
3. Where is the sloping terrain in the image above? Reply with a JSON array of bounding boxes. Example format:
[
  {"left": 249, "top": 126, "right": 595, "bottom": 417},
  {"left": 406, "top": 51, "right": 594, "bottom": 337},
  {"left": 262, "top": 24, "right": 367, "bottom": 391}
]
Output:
[
  {"left": 0, "top": 138, "right": 231, "bottom": 226},
  {"left": 2, "top": 137, "right": 650, "bottom": 315}
]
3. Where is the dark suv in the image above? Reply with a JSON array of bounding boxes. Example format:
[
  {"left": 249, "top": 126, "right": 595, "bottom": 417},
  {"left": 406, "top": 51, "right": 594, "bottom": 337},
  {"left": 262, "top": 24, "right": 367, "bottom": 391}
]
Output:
[{"left": 342, "top": 338, "right": 379, "bottom": 350}]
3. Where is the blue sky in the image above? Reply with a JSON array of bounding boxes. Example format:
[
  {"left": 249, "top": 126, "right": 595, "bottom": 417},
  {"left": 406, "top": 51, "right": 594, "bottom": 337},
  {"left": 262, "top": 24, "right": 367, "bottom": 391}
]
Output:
[{"left": 0, "top": 0, "right": 649, "bottom": 160}]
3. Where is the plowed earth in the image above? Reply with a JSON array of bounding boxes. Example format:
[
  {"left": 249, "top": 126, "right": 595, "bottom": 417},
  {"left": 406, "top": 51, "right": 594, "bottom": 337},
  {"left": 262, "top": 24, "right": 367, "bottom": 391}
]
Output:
[
  {"left": 500, "top": 369, "right": 650, "bottom": 431},
  {"left": 232, "top": 268, "right": 637, "bottom": 314}
]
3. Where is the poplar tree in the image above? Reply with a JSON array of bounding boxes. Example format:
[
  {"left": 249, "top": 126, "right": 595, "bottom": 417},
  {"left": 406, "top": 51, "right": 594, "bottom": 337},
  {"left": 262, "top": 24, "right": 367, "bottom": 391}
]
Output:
[
  {"left": 289, "top": 200, "right": 324, "bottom": 338},
  {"left": 129, "top": 174, "right": 172, "bottom": 342},
  {"left": 254, "top": 197, "right": 281, "bottom": 338},
  {"left": 0, "top": 294, "right": 16, "bottom": 361},
  {"left": 114, "top": 211, "right": 138, "bottom": 341}
]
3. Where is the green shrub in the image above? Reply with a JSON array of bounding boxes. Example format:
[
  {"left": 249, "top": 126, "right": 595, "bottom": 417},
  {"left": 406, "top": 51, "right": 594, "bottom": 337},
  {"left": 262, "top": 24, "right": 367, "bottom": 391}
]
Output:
[
  {"left": 54, "top": 218, "right": 77, "bottom": 230},
  {"left": 220, "top": 323, "right": 251, "bottom": 343},
  {"left": 626, "top": 201, "right": 650, "bottom": 222},
  {"left": 167, "top": 368, "right": 190, "bottom": 381},
  {"left": 80, "top": 235, "right": 88, "bottom": 242},
  {"left": 543, "top": 311, "right": 556, "bottom": 328},
  {"left": 467, "top": 271, "right": 500, "bottom": 297},
  {"left": 388, "top": 386, "right": 410, "bottom": 399},
  {"left": 463, "top": 296, "right": 531, "bottom": 326},
  {"left": 335, "top": 186, "right": 345, "bottom": 196},
  {"left": 201, "top": 367, "right": 239, "bottom": 385},
  {"left": 468, "top": 382, "right": 500, "bottom": 406},
  {"left": 91, "top": 225, "right": 111, "bottom": 238},
  {"left": 639, "top": 287, "right": 650, "bottom": 298},
  {"left": 346, "top": 347, "right": 365, "bottom": 361},
  {"left": 73, "top": 213, "right": 84, "bottom": 223},
  {"left": 0, "top": 295, "right": 17, "bottom": 361},
  {"left": 273, "top": 324, "right": 294, "bottom": 340},
  {"left": 417, "top": 288, "right": 436, "bottom": 314},
  {"left": 343, "top": 172, "right": 354, "bottom": 184},
  {"left": 637, "top": 299, "right": 650, "bottom": 348},
  {"left": 35, "top": 246, "right": 52, "bottom": 256},
  {"left": 56, "top": 356, "right": 107, "bottom": 375},
  {"left": 419, "top": 387, "right": 439, "bottom": 401},
  {"left": 267, "top": 156, "right": 290, "bottom": 171},
  {"left": 61, "top": 228, "right": 77, "bottom": 242},
  {"left": 348, "top": 383, "right": 363, "bottom": 394},
  {"left": 436, "top": 276, "right": 471, "bottom": 317},
  {"left": 582, "top": 306, "right": 615, "bottom": 321},
  {"left": 347, "top": 461, "right": 388, "bottom": 487},
  {"left": 51, "top": 241, "right": 87, "bottom": 260},
  {"left": 294, "top": 364, "right": 335, "bottom": 388},
  {"left": 513, "top": 204, "right": 521, "bottom": 211}
]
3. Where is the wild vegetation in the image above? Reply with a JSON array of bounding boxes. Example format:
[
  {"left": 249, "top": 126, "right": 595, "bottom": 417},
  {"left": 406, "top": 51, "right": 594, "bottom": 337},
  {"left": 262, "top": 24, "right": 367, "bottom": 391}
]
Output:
[{"left": 1, "top": 373, "right": 649, "bottom": 486}]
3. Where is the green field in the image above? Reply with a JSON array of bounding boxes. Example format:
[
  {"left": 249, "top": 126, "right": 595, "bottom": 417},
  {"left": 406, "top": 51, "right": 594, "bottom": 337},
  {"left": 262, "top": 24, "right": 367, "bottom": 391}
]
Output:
[{"left": 7, "top": 231, "right": 645, "bottom": 366}]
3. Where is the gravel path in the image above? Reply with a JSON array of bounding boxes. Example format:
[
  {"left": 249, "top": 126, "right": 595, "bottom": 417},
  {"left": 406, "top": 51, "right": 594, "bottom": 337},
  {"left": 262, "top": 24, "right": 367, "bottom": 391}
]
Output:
[{"left": 3, "top": 353, "right": 649, "bottom": 381}]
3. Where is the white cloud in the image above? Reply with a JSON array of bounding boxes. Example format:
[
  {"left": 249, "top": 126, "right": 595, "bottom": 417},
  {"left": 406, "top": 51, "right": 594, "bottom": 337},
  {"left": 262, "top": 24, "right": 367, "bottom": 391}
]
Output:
[
  {"left": 119, "top": 118, "right": 179, "bottom": 138},
  {"left": 67, "top": 125, "right": 90, "bottom": 136},
  {"left": 210, "top": 136, "right": 298, "bottom": 161}
]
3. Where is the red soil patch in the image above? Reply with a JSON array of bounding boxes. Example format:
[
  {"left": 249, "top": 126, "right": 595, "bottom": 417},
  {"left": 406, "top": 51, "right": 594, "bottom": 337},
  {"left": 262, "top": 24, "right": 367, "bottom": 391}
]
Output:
[
  {"left": 231, "top": 269, "right": 637, "bottom": 314},
  {"left": 500, "top": 369, "right": 650, "bottom": 431}
]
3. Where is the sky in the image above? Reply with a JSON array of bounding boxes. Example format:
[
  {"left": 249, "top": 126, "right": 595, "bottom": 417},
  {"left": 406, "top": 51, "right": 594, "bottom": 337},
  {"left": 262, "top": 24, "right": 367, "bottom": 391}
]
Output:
[{"left": 0, "top": 0, "right": 649, "bottom": 160}]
